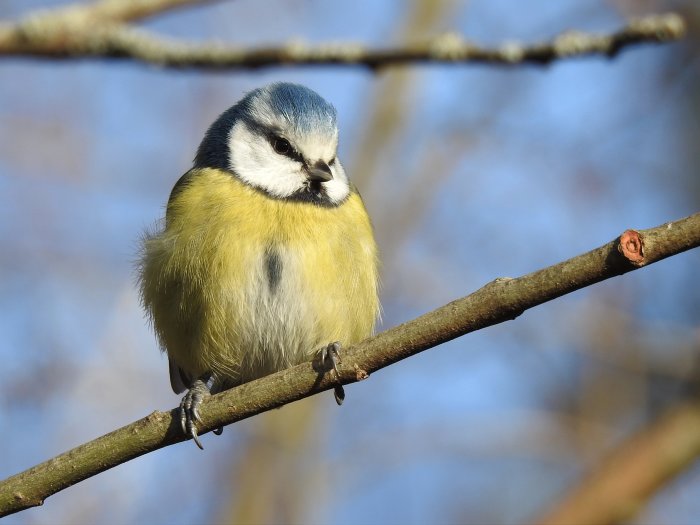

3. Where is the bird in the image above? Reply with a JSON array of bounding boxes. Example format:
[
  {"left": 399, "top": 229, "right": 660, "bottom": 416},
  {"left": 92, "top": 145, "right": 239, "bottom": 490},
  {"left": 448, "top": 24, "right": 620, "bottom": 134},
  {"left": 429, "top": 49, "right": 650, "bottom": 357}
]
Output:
[{"left": 138, "top": 82, "right": 380, "bottom": 449}]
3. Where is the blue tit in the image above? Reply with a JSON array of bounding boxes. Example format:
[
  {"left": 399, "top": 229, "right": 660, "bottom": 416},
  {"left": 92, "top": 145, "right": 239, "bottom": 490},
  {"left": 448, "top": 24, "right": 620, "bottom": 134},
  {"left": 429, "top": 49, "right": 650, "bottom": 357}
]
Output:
[{"left": 139, "top": 82, "right": 380, "bottom": 449}]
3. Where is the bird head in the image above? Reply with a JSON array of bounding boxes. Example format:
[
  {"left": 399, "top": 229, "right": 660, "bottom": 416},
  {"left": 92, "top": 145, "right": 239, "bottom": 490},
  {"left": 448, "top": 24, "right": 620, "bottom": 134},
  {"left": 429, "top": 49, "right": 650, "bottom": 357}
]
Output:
[{"left": 195, "top": 82, "right": 350, "bottom": 206}]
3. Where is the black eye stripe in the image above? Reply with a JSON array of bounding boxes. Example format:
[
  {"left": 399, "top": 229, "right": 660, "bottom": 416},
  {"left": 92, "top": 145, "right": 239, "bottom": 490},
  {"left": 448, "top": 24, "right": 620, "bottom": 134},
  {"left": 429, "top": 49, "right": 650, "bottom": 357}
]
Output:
[{"left": 268, "top": 134, "right": 303, "bottom": 162}]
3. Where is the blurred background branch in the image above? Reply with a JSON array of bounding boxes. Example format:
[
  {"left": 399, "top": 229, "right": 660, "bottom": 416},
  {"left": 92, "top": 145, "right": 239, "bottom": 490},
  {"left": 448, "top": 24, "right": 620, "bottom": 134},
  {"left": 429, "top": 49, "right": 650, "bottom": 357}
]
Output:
[
  {"left": 0, "top": 1, "right": 686, "bottom": 69},
  {"left": 22, "top": 0, "right": 229, "bottom": 24},
  {"left": 537, "top": 401, "right": 700, "bottom": 525}
]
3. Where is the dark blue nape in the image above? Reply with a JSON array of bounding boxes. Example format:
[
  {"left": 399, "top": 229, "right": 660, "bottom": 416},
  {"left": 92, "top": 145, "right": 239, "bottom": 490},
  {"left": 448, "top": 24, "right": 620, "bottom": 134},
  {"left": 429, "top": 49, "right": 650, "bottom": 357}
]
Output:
[{"left": 193, "top": 103, "right": 247, "bottom": 171}]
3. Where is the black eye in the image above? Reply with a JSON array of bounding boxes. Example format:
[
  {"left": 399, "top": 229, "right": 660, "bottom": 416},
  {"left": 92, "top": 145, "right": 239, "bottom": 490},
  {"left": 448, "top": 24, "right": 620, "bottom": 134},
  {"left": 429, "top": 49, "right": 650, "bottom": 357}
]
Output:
[
  {"left": 329, "top": 157, "right": 337, "bottom": 166},
  {"left": 272, "top": 137, "right": 291, "bottom": 155}
]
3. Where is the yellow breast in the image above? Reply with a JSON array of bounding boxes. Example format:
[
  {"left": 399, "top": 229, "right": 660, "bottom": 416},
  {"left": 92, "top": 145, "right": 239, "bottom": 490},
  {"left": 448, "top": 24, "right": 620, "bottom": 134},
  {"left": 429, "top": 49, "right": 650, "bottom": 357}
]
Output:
[{"left": 140, "top": 167, "right": 380, "bottom": 385}]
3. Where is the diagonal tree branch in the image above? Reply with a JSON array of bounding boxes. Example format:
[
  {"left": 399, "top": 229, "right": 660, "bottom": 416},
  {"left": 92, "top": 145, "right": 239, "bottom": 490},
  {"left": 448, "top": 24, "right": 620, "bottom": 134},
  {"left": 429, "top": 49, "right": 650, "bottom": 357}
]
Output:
[
  {"left": 1, "top": 212, "right": 699, "bottom": 517},
  {"left": 0, "top": 5, "right": 686, "bottom": 70}
]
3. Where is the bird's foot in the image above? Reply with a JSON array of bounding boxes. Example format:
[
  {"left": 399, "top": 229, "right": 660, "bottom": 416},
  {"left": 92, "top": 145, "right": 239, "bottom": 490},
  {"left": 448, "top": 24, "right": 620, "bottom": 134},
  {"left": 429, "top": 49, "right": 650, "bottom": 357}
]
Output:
[
  {"left": 319, "top": 341, "right": 345, "bottom": 405},
  {"left": 180, "top": 379, "right": 211, "bottom": 450}
]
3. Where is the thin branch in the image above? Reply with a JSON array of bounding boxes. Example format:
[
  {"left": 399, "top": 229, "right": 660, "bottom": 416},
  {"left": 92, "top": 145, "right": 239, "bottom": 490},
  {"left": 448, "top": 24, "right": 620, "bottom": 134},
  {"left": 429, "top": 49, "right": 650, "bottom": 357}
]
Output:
[
  {"left": 0, "top": 7, "right": 686, "bottom": 70},
  {"left": 536, "top": 401, "right": 700, "bottom": 525},
  {"left": 1, "top": 212, "right": 699, "bottom": 517}
]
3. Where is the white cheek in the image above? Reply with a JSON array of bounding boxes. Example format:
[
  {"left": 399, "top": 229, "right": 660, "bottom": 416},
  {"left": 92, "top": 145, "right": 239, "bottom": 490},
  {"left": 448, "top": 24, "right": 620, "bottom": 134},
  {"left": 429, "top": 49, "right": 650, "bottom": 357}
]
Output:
[
  {"left": 228, "top": 121, "right": 351, "bottom": 204},
  {"left": 325, "top": 160, "right": 350, "bottom": 203},
  {"left": 228, "top": 122, "right": 305, "bottom": 198},
  {"left": 298, "top": 133, "right": 350, "bottom": 204}
]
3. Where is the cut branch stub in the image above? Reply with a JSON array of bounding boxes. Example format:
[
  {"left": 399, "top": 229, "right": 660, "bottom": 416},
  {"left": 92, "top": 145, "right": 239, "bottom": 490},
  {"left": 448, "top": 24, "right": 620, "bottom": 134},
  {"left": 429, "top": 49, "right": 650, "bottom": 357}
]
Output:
[{"left": 619, "top": 229, "right": 645, "bottom": 265}]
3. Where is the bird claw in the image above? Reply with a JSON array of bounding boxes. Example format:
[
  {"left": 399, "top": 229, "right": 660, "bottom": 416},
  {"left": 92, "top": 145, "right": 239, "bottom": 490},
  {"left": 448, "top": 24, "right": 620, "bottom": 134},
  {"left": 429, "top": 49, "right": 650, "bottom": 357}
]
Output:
[
  {"left": 179, "top": 379, "right": 211, "bottom": 450},
  {"left": 320, "top": 341, "right": 341, "bottom": 376},
  {"left": 319, "top": 341, "right": 345, "bottom": 406},
  {"left": 333, "top": 385, "right": 345, "bottom": 405}
]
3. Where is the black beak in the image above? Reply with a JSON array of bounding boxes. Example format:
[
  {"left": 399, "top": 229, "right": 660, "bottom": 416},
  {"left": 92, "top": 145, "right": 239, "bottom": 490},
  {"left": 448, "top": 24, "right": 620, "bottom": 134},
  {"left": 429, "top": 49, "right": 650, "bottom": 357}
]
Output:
[{"left": 307, "top": 161, "right": 333, "bottom": 183}]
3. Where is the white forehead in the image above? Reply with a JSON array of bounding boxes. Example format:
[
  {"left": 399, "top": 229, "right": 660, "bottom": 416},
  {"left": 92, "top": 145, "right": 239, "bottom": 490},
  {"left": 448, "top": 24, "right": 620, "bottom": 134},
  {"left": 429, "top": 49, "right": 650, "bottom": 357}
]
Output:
[{"left": 296, "top": 129, "right": 338, "bottom": 163}]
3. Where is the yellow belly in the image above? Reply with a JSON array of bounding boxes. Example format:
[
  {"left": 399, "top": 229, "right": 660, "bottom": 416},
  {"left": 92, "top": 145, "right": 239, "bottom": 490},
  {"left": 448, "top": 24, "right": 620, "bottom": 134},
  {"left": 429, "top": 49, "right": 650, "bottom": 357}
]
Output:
[{"left": 140, "top": 167, "right": 380, "bottom": 387}]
